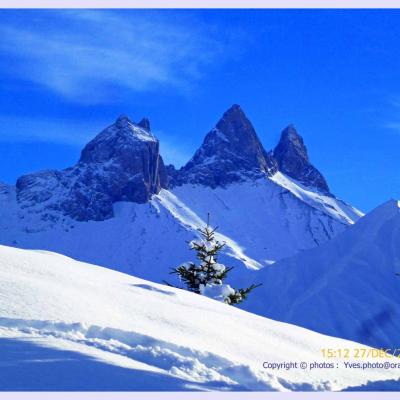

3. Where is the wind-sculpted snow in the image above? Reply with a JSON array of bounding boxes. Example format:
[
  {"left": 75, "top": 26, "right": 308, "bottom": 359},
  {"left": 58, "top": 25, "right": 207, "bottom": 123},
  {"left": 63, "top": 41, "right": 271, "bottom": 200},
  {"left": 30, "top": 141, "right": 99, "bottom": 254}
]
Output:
[
  {"left": 1, "top": 245, "right": 399, "bottom": 391},
  {"left": 241, "top": 199, "right": 400, "bottom": 349}
]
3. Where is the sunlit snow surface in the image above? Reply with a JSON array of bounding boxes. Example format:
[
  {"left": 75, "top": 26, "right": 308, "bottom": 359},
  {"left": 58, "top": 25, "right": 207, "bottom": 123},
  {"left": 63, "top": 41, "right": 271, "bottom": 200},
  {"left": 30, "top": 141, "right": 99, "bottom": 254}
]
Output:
[
  {"left": 1, "top": 244, "right": 399, "bottom": 391},
  {"left": 242, "top": 199, "right": 400, "bottom": 349},
  {"left": 0, "top": 174, "right": 362, "bottom": 285}
]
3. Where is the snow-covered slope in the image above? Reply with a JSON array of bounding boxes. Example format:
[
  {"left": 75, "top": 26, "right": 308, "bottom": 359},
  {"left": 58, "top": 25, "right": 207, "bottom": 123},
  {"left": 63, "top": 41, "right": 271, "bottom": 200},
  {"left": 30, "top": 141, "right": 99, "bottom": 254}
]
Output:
[
  {"left": 168, "top": 177, "right": 357, "bottom": 268},
  {"left": 241, "top": 199, "right": 400, "bottom": 349},
  {"left": 1, "top": 244, "right": 399, "bottom": 391},
  {"left": 0, "top": 175, "right": 359, "bottom": 284}
]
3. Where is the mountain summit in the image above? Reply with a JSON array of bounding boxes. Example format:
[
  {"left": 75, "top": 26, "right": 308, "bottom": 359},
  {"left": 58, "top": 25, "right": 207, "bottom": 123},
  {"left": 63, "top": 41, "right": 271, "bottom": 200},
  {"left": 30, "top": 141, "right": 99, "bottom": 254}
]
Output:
[
  {"left": 14, "top": 107, "right": 342, "bottom": 225},
  {"left": 174, "top": 105, "right": 277, "bottom": 187},
  {"left": 80, "top": 115, "right": 157, "bottom": 163},
  {"left": 273, "top": 125, "right": 330, "bottom": 193},
  {"left": 16, "top": 115, "right": 167, "bottom": 221}
]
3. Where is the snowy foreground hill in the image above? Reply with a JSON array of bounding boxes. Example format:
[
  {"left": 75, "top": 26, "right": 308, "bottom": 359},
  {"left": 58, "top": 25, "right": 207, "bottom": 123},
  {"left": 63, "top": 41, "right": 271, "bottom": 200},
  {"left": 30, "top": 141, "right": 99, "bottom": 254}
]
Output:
[
  {"left": 241, "top": 199, "right": 400, "bottom": 350},
  {"left": 1, "top": 244, "right": 400, "bottom": 391}
]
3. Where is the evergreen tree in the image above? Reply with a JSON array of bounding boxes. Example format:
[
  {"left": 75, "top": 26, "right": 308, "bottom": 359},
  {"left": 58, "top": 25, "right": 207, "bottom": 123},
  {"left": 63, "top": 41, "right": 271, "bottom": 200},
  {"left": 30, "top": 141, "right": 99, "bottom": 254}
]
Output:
[{"left": 169, "top": 215, "right": 260, "bottom": 305}]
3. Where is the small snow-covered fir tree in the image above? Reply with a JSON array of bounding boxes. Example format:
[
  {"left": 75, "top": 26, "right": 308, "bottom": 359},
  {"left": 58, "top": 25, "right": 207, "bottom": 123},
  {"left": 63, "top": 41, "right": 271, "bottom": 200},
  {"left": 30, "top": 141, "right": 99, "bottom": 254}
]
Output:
[{"left": 170, "top": 215, "right": 260, "bottom": 305}]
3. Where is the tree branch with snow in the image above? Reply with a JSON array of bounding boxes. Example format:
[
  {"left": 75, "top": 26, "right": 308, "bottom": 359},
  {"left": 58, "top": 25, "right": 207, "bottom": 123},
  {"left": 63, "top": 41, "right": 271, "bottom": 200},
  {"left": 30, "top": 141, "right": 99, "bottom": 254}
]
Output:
[{"left": 170, "top": 215, "right": 261, "bottom": 305}]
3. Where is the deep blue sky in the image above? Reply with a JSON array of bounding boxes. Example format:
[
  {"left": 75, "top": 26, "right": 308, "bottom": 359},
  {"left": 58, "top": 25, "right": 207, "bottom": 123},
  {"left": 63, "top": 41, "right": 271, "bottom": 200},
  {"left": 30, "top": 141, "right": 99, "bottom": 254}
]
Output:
[{"left": 1, "top": 9, "right": 400, "bottom": 212}]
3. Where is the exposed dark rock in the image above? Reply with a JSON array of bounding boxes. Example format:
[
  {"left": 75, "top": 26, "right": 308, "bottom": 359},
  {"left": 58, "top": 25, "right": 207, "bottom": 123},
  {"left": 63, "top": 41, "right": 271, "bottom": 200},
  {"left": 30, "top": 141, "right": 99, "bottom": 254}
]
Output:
[
  {"left": 0, "top": 181, "right": 12, "bottom": 195},
  {"left": 14, "top": 107, "right": 332, "bottom": 223},
  {"left": 16, "top": 115, "right": 167, "bottom": 221},
  {"left": 273, "top": 125, "right": 330, "bottom": 193},
  {"left": 164, "top": 164, "right": 178, "bottom": 187},
  {"left": 138, "top": 117, "right": 151, "bottom": 132},
  {"left": 173, "top": 104, "right": 277, "bottom": 187}
]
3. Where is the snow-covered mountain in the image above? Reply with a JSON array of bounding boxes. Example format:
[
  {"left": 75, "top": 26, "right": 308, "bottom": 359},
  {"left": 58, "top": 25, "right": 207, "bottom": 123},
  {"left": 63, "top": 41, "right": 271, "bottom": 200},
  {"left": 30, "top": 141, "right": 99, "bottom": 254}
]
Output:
[
  {"left": 241, "top": 199, "right": 400, "bottom": 349},
  {"left": 1, "top": 244, "right": 398, "bottom": 391},
  {"left": 0, "top": 105, "right": 361, "bottom": 283}
]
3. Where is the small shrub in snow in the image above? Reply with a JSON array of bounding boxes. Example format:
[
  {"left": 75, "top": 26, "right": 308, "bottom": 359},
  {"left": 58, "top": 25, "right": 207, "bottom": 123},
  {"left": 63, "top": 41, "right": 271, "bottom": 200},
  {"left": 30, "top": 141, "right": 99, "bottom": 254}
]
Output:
[{"left": 169, "top": 217, "right": 260, "bottom": 305}]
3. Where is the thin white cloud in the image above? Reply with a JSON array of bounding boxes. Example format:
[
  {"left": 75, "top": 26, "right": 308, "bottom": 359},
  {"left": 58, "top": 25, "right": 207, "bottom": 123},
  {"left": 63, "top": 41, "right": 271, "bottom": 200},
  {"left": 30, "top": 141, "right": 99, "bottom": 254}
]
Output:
[
  {"left": 383, "top": 122, "right": 400, "bottom": 132},
  {"left": 382, "top": 97, "right": 400, "bottom": 134},
  {"left": 0, "top": 115, "right": 103, "bottom": 145},
  {"left": 0, "top": 10, "right": 233, "bottom": 104}
]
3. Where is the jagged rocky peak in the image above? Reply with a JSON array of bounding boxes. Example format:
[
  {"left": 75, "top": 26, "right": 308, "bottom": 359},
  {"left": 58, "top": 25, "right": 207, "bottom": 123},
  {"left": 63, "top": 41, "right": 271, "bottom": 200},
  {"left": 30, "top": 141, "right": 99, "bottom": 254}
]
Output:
[
  {"left": 174, "top": 104, "right": 277, "bottom": 187},
  {"left": 16, "top": 114, "right": 168, "bottom": 222},
  {"left": 116, "top": 114, "right": 131, "bottom": 127},
  {"left": 138, "top": 117, "right": 151, "bottom": 132},
  {"left": 80, "top": 114, "right": 156, "bottom": 164},
  {"left": 273, "top": 124, "right": 330, "bottom": 194}
]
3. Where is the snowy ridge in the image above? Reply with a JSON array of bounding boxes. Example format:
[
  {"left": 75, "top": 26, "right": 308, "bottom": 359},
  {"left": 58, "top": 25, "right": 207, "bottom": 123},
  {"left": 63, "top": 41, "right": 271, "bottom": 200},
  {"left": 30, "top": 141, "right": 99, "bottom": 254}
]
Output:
[
  {"left": 1, "top": 244, "right": 399, "bottom": 391},
  {"left": 271, "top": 172, "right": 363, "bottom": 224}
]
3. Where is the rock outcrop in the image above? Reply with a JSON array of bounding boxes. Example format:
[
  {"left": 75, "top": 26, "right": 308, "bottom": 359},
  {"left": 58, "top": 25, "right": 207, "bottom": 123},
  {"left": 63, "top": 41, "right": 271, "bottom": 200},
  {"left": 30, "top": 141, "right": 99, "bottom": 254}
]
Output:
[
  {"left": 273, "top": 124, "right": 330, "bottom": 193},
  {"left": 16, "top": 115, "right": 167, "bottom": 221},
  {"left": 173, "top": 104, "right": 277, "bottom": 187}
]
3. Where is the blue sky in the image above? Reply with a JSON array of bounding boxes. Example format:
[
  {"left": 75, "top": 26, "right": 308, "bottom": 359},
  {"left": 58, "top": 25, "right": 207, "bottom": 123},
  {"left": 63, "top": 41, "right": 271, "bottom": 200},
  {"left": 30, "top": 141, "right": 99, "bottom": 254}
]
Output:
[{"left": 0, "top": 9, "right": 400, "bottom": 212}]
